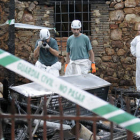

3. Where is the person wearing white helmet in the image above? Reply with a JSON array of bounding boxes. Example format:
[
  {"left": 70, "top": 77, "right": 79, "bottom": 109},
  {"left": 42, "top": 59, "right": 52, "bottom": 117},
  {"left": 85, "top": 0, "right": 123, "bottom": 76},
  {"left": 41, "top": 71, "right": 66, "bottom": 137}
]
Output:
[
  {"left": 65, "top": 20, "right": 96, "bottom": 75},
  {"left": 34, "top": 28, "right": 61, "bottom": 77},
  {"left": 130, "top": 24, "right": 140, "bottom": 91}
]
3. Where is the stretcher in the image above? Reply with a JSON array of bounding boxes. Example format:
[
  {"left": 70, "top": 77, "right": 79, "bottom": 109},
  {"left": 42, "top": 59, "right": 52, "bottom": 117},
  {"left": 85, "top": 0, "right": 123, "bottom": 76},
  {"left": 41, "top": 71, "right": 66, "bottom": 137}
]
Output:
[
  {"left": 9, "top": 74, "right": 111, "bottom": 118},
  {"left": 9, "top": 73, "right": 111, "bottom": 99}
]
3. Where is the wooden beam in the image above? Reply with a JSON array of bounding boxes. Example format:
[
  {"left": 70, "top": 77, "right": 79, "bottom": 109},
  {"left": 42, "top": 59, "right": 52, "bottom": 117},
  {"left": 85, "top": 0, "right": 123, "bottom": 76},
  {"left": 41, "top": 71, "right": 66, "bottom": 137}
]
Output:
[{"left": 8, "top": 0, "right": 15, "bottom": 85}]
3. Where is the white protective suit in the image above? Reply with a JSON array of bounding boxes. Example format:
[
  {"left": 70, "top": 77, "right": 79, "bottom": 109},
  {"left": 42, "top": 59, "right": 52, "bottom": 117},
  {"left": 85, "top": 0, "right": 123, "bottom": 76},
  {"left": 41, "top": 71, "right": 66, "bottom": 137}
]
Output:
[
  {"left": 130, "top": 35, "right": 140, "bottom": 91},
  {"left": 35, "top": 61, "right": 61, "bottom": 77},
  {"left": 65, "top": 59, "right": 91, "bottom": 76}
]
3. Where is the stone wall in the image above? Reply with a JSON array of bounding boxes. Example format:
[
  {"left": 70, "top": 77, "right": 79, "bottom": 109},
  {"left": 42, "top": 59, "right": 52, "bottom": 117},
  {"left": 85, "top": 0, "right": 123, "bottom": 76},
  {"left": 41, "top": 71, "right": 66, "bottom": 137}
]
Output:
[
  {"left": 0, "top": 0, "right": 140, "bottom": 89},
  {"left": 90, "top": 0, "right": 140, "bottom": 90},
  {"left": 105, "top": 0, "right": 140, "bottom": 89},
  {"left": 0, "top": 0, "right": 55, "bottom": 84}
]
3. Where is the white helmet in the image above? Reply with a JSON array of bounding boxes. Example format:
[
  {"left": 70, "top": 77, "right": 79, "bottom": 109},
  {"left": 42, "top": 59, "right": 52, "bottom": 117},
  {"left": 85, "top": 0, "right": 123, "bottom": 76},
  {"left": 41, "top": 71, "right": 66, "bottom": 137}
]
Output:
[
  {"left": 71, "top": 20, "right": 81, "bottom": 29},
  {"left": 40, "top": 29, "right": 50, "bottom": 40}
]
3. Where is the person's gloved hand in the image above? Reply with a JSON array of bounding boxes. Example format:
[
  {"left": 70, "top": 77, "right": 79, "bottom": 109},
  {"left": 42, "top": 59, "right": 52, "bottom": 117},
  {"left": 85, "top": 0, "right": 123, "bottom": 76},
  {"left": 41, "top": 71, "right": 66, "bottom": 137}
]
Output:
[
  {"left": 91, "top": 62, "right": 96, "bottom": 73},
  {"left": 38, "top": 41, "right": 42, "bottom": 47},
  {"left": 64, "top": 64, "right": 68, "bottom": 73}
]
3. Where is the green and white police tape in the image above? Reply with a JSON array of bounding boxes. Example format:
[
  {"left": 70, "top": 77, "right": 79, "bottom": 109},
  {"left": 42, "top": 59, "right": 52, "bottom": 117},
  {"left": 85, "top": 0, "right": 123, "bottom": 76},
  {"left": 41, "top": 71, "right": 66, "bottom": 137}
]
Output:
[
  {"left": 0, "top": 19, "right": 15, "bottom": 26},
  {"left": 0, "top": 19, "right": 56, "bottom": 31},
  {"left": 0, "top": 49, "right": 140, "bottom": 135}
]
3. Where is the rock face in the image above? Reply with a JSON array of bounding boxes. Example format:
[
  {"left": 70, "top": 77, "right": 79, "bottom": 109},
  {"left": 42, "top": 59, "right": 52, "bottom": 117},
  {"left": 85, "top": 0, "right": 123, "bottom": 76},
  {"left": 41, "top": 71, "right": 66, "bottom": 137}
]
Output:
[
  {"left": 0, "top": 0, "right": 138, "bottom": 89},
  {"left": 110, "top": 10, "right": 125, "bottom": 21},
  {"left": 106, "top": 0, "right": 139, "bottom": 89},
  {"left": 111, "top": 29, "right": 122, "bottom": 40},
  {"left": 0, "top": 1, "right": 53, "bottom": 83},
  {"left": 125, "top": 0, "right": 136, "bottom": 7},
  {"left": 114, "top": 2, "right": 124, "bottom": 10}
]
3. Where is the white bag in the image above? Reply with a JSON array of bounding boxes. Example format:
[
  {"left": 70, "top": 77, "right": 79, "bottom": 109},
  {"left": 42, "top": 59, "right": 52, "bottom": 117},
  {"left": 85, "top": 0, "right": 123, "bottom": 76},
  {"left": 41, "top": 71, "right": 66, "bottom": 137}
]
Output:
[
  {"left": 65, "top": 59, "right": 91, "bottom": 76},
  {"left": 35, "top": 61, "right": 61, "bottom": 77}
]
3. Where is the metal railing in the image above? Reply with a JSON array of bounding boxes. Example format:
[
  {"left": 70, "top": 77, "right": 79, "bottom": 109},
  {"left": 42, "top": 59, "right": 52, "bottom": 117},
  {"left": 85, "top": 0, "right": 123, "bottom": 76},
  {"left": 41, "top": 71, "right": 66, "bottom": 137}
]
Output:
[{"left": 0, "top": 93, "right": 136, "bottom": 140}]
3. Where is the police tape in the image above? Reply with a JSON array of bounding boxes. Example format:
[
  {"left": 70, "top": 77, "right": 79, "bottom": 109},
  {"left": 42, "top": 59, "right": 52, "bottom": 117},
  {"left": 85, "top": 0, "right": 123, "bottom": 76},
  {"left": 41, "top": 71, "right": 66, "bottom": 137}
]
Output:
[
  {"left": 0, "top": 19, "right": 56, "bottom": 31},
  {"left": 0, "top": 49, "right": 140, "bottom": 135},
  {"left": 0, "top": 19, "right": 15, "bottom": 26}
]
